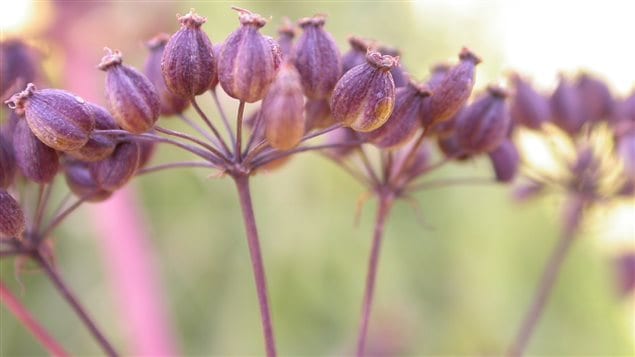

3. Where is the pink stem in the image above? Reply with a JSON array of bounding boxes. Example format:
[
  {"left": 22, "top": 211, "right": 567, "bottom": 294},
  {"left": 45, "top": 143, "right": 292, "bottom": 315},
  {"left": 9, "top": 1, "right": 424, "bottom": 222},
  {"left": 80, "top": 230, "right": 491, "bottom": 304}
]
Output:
[
  {"left": 0, "top": 280, "right": 70, "bottom": 357},
  {"left": 233, "top": 175, "right": 277, "bottom": 357}
]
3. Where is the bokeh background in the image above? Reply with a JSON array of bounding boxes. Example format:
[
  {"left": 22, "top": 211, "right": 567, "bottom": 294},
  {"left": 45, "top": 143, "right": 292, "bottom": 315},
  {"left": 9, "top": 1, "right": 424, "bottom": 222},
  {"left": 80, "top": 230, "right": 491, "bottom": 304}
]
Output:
[{"left": 1, "top": 0, "right": 633, "bottom": 355}]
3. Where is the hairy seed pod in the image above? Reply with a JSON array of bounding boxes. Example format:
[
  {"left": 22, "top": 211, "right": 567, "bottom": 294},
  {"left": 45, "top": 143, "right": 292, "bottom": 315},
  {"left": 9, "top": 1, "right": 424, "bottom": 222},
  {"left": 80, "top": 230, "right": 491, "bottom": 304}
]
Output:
[
  {"left": 0, "top": 189, "right": 25, "bottom": 239},
  {"left": 0, "top": 132, "right": 16, "bottom": 189},
  {"left": 576, "top": 73, "right": 614, "bottom": 123},
  {"left": 161, "top": 10, "right": 216, "bottom": 98},
  {"left": 145, "top": 33, "right": 190, "bottom": 115},
  {"left": 66, "top": 103, "right": 118, "bottom": 162},
  {"left": 421, "top": 48, "right": 480, "bottom": 128},
  {"left": 218, "top": 8, "right": 280, "bottom": 103},
  {"left": 262, "top": 62, "right": 305, "bottom": 150},
  {"left": 510, "top": 74, "right": 550, "bottom": 130},
  {"left": 305, "top": 98, "right": 334, "bottom": 131},
  {"left": 342, "top": 36, "right": 372, "bottom": 73},
  {"left": 277, "top": 18, "right": 295, "bottom": 60},
  {"left": 331, "top": 51, "right": 397, "bottom": 132},
  {"left": 324, "top": 127, "right": 362, "bottom": 159},
  {"left": 90, "top": 140, "right": 140, "bottom": 191},
  {"left": 99, "top": 49, "right": 160, "bottom": 134},
  {"left": 64, "top": 160, "right": 112, "bottom": 202},
  {"left": 550, "top": 76, "right": 585, "bottom": 135},
  {"left": 488, "top": 139, "right": 519, "bottom": 182},
  {"left": 5, "top": 84, "right": 94, "bottom": 151},
  {"left": 0, "top": 39, "right": 43, "bottom": 98},
  {"left": 295, "top": 15, "right": 342, "bottom": 99},
  {"left": 13, "top": 119, "right": 59, "bottom": 183},
  {"left": 455, "top": 86, "right": 510, "bottom": 154},
  {"left": 366, "top": 82, "right": 431, "bottom": 149}
]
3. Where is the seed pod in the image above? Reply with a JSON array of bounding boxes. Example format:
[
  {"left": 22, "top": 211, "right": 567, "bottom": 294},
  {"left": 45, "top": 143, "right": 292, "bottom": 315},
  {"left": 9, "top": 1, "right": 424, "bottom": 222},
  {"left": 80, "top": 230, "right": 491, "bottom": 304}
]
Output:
[
  {"left": 277, "top": 18, "right": 295, "bottom": 60},
  {"left": 262, "top": 62, "right": 305, "bottom": 150},
  {"left": 5, "top": 84, "right": 94, "bottom": 151},
  {"left": 305, "top": 98, "right": 334, "bottom": 131},
  {"left": 550, "top": 76, "right": 585, "bottom": 135},
  {"left": 90, "top": 140, "right": 140, "bottom": 191},
  {"left": 437, "top": 134, "right": 471, "bottom": 161},
  {"left": 0, "top": 39, "right": 43, "bottom": 98},
  {"left": 64, "top": 160, "right": 112, "bottom": 202},
  {"left": 0, "top": 132, "right": 16, "bottom": 189},
  {"left": 366, "top": 82, "right": 431, "bottom": 149},
  {"left": 161, "top": 10, "right": 216, "bottom": 98},
  {"left": 209, "top": 43, "right": 222, "bottom": 90},
  {"left": 488, "top": 139, "right": 519, "bottom": 182},
  {"left": 218, "top": 8, "right": 280, "bottom": 103},
  {"left": 137, "top": 139, "right": 157, "bottom": 169},
  {"left": 294, "top": 15, "right": 342, "bottom": 99},
  {"left": 377, "top": 45, "right": 408, "bottom": 88},
  {"left": 0, "top": 189, "right": 25, "bottom": 239},
  {"left": 145, "top": 33, "right": 190, "bottom": 115},
  {"left": 510, "top": 74, "right": 550, "bottom": 130},
  {"left": 576, "top": 73, "right": 614, "bottom": 122},
  {"left": 13, "top": 119, "right": 59, "bottom": 183},
  {"left": 66, "top": 103, "right": 118, "bottom": 162},
  {"left": 99, "top": 49, "right": 160, "bottom": 134},
  {"left": 342, "top": 36, "right": 371, "bottom": 74},
  {"left": 331, "top": 51, "right": 397, "bottom": 132},
  {"left": 421, "top": 48, "right": 480, "bottom": 128}
]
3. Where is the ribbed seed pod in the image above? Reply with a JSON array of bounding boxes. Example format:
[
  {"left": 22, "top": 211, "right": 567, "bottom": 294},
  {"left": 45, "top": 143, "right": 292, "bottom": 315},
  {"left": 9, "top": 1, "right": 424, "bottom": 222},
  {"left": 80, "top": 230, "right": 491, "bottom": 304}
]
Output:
[
  {"left": 0, "top": 132, "right": 16, "bottom": 189},
  {"left": 5, "top": 83, "right": 94, "bottom": 151},
  {"left": 488, "top": 139, "right": 520, "bottom": 182},
  {"left": 13, "top": 119, "right": 59, "bottom": 183},
  {"left": 550, "top": 76, "right": 585, "bottom": 135},
  {"left": 262, "top": 62, "right": 305, "bottom": 150},
  {"left": 0, "top": 189, "right": 25, "bottom": 239},
  {"left": 576, "top": 73, "right": 614, "bottom": 122},
  {"left": 90, "top": 140, "right": 140, "bottom": 191},
  {"left": 295, "top": 16, "right": 342, "bottom": 99},
  {"left": 305, "top": 98, "right": 334, "bottom": 131},
  {"left": 366, "top": 82, "right": 432, "bottom": 149},
  {"left": 455, "top": 86, "right": 511, "bottom": 154},
  {"left": 342, "top": 36, "right": 372, "bottom": 73},
  {"left": 161, "top": 10, "right": 216, "bottom": 98},
  {"left": 218, "top": 8, "right": 280, "bottom": 103},
  {"left": 331, "top": 51, "right": 397, "bottom": 132},
  {"left": 0, "top": 39, "right": 43, "bottom": 97},
  {"left": 510, "top": 74, "right": 550, "bottom": 130},
  {"left": 64, "top": 160, "right": 112, "bottom": 202},
  {"left": 145, "top": 33, "right": 190, "bottom": 115},
  {"left": 421, "top": 48, "right": 481, "bottom": 127},
  {"left": 99, "top": 49, "right": 160, "bottom": 134},
  {"left": 277, "top": 18, "right": 295, "bottom": 60},
  {"left": 66, "top": 103, "right": 118, "bottom": 162}
]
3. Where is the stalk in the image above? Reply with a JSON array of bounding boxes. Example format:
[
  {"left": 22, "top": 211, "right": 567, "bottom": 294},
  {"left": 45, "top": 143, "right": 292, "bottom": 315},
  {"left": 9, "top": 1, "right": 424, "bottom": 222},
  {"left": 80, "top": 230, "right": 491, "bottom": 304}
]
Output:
[
  {"left": 233, "top": 175, "right": 277, "bottom": 357},
  {"left": 356, "top": 193, "right": 394, "bottom": 357}
]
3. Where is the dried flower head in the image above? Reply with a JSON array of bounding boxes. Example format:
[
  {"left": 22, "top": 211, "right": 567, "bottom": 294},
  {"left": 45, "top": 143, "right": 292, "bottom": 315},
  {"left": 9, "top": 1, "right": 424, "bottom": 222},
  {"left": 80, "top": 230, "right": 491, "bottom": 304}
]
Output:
[
  {"left": 145, "top": 33, "right": 190, "bottom": 115},
  {"left": 0, "top": 189, "right": 25, "bottom": 239},
  {"left": 99, "top": 49, "right": 160, "bottom": 134}
]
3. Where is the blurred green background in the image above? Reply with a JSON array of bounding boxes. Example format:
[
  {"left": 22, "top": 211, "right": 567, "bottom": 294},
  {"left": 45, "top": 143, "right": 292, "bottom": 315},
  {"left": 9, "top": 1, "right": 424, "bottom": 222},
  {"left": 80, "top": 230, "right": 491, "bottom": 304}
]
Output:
[{"left": 1, "top": 1, "right": 633, "bottom": 356}]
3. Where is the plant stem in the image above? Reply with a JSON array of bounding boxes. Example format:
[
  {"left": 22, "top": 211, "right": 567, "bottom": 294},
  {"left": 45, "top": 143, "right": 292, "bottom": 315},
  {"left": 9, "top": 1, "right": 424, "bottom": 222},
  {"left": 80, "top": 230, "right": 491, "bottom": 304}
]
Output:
[
  {"left": 507, "top": 197, "right": 583, "bottom": 357},
  {"left": 210, "top": 89, "right": 236, "bottom": 148},
  {"left": 178, "top": 113, "right": 216, "bottom": 144},
  {"left": 136, "top": 161, "right": 216, "bottom": 176},
  {"left": 233, "top": 175, "right": 276, "bottom": 357},
  {"left": 191, "top": 98, "right": 232, "bottom": 156},
  {"left": 235, "top": 101, "right": 246, "bottom": 162},
  {"left": 33, "top": 251, "right": 118, "bottom": 357},
  {"left": 357, "top": 193, "right": 394, "bottom": 357},
  {"left": 0, "top": 280, "right": 70, "bottom": 357},
  {"left": 41, "top": 196, "right": 89, "bottom": 238},
  {"left": 154, "top": 126, "right": 230, "bottom": 163}
]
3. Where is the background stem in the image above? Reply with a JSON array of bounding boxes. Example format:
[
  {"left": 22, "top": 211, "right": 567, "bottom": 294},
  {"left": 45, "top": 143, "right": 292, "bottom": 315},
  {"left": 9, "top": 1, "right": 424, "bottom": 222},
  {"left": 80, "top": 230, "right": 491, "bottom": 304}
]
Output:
[
  {"left": 357, "top": 193, "right": 394, "bottom": 357},
  {"left": 233, "top": 175, "right": 277, "bottom": 357}
]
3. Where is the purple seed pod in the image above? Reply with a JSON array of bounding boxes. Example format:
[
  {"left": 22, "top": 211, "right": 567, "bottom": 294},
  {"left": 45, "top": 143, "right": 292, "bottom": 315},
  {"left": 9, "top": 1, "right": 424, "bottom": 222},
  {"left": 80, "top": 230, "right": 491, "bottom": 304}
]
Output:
[
  {"left": 618, "top": 132, "right": 635, "bottom": 178},
  {"left": 366, "top": 82, "right": 432, "bottom": 149},
  {"left": 145, "top": 33, "right": 190, "bottom": 116},
  {"left": 488, "top": 139, "right": 519, "bottom": 183},
  {"left": 455, "top": 86, "right": 511, "bottom": 154},
  {"left": 331, "top": 51, "right": 398, "bottom": 132},
  {"left": 277, "top": 18, "right": 295, "bottom": 60},
  {"left": 510, "top": 74, "right": 550, "bottom": 130},
  {"left": 262, "top": 62, "right": 306, "bottom": 151},
  {"left": 431, "top": 107, "right": 462, "bottom": 138},
  {"left": 437, "top": 133, "right": 471, "bottom": 161},
  {"left": 421, "top": 48, "right": 481, "bottom": 128},
  {"left": 98, "top": 49, "right": 160, "bottom": 134},
  {"left": 0, "top": 132, "right": 16, "bottom": 189},
  {"left": 342, "top": 36, "right": 373, "bottom": 73},
  {"left": 209, "top": 43, "right": 223, "bottom": 90},
  {"left": 324, "top": 127, "right": 362, "bottom": 159},
  {"left": 13, "top": 119, "right": 59, "bottom": 183},
  {"left": 576, "top": 73, "right": 614, "bottom": 122},
  {"left": 161, "top": 10, "right": 216, "bottom": 98},
  {"left": 137, "top": 138, "right": 157, "bottom": 169},
  {"left": 218, "top": 8, "right": 279, "bottom": 103},
  {"left": 66, "top": 103, "right": 118, "bottom": 162},
  {"left": 64, "top": 160, "right": 112, "bottom": 202},
  {"left": 5, "top": 83, "right": 94, "bottom": 151},
  {"left": 377, "top": 45, "right": 408, "bottom": 88},
  {"left": 90, "top": 140, "right": 140, "bottom": 191},
  {"left": 0, "top": 189, "right": 25, "bottom": 239},
  {"left": 550, "top": 76, "right": 585, "bottom": 135},
  {"left": 305, "top": 98, "right": 334, "bottom": 131},
  {"left": 0, "top": 39, "right": 43, "bottom": 98},
  {"left": 294, "top": 15, "right": 342, "bottom": 99}
]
